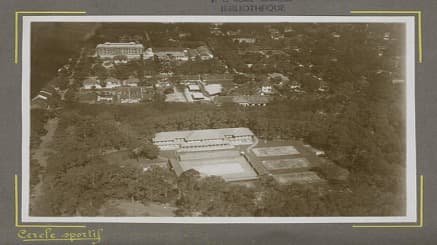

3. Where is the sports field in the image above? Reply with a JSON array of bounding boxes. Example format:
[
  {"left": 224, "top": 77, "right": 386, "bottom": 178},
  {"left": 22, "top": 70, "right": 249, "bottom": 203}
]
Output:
[
  {"left": 262, "top": 158, "right": 311, "bottom": 171},
  {"left": 178, "top": 150, "right": 240, "bottom": 161},
  {"left": 190, "top": 163, "right": 244, "bottom": 175},
  {"left": 172, "top": 150, "right": 258, "bottom": 182},
  {"left": 252, "top": 146, "right": 299, "bottom": 157}
]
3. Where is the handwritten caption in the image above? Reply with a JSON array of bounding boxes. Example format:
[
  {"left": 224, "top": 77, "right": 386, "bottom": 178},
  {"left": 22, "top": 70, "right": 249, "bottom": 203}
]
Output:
[{"left": 17, "top": 228, "right": 103, "bottom": 244}]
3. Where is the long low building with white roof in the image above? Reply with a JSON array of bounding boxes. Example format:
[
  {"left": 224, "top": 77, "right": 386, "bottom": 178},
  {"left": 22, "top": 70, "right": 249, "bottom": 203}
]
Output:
[{"left": 153, "top": 127, "right": 255, "bottom": 151}]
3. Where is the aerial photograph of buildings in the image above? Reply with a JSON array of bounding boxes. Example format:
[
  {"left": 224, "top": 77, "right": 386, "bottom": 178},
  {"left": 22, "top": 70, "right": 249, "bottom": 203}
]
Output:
[{"left": 28, "top": 20, "right": 407, "bottom": 218}]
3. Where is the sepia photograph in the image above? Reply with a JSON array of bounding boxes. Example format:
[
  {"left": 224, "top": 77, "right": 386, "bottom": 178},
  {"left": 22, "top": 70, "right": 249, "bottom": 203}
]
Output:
[{"left": 22, "top": 16, "right": 416, "bottom": 223}]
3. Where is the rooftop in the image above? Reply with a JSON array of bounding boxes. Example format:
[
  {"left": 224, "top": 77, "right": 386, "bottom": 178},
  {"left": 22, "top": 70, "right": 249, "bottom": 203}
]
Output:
[
  {"left": 124, "top": 77, "right": 140, "bottom": 84},
  {"left": 154, "top": 127, "right": 254, "bottom": 142},
  {"left": 204, "top": 84, "right": 223, "bottom": 95},
  {"left": 119, "top": 87, "right": 143, "bottom": 99},
  {"left": 196, "top": 46, "right": 213, "bottom": 57},
  {"left": 188, "top": 84, "right": 201, "bottom": 91},
  {"left": 32, "top": 94, "right": 48, "bottom": 101},
  {"left": 105, "top": 77, "right": 121, "bottom": 84},
  {"left": 153, "top": 47, "right": 187, "bottom": 53},
  {"left": 233, "top": 96, "right": 271, "bottom": 104},
  {"left": 191, "top": 92, "right": 205, "bottom": 100},
  {"left": 97, "top": 42, "right": 144, "bottom": 48}
]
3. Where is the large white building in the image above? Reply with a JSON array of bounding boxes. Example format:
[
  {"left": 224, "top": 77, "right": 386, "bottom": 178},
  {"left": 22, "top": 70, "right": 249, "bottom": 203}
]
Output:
[
  {"left": 96, "top": 42, "right": 144, "bottom": 59},
  {"left": 153, "top": 48, "right": 189, "bottom": 61},
  {"left": 153, "top": 128, "right": 255, "bottom": 151}
]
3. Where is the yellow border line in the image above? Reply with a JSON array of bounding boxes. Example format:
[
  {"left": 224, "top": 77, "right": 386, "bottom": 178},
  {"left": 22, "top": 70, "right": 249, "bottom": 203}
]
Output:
[
  {"left": 353, "top": 175, "right": 423, "bottom": 228},
  {"left": 14, "top": 11, "right": 87, "bottom": 64},
  {"left": 14, "top": 175, "right": 86, "bottom": 228},
  {"left": 350, "top": 10, "right": 423, "bottom": 63}
]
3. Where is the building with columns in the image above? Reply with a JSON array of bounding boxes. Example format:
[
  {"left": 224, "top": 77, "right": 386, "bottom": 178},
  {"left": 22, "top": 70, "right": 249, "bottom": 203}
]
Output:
[{"left": 96, "top": 42, "right": 144, "bottom": 59}]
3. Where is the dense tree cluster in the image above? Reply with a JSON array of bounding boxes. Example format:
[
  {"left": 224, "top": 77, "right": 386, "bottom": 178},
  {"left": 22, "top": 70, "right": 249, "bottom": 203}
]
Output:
[
  {"left": 173, "top": 59, "right": 226, "bottom": 75},
  {"left": 33, "top": 75, "right": 404, "bottom": 216},
  {"left": 30, "top": 109, "right": 50, "bottom": 148},
  {"left": 32, "top": 110, "right": 158, "bottom": 216}
]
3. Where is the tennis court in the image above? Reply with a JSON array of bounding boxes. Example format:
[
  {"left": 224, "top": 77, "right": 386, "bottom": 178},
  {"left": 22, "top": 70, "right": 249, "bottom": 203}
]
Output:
[
  {"left": 252, "top": 146, "right": 299, "bottom": 157},
  {"left": 262, "top": 158, "right": 311, "bottom": 171},
  {"left": 189, "top": 163, "right": 245, "bottom": 175}
]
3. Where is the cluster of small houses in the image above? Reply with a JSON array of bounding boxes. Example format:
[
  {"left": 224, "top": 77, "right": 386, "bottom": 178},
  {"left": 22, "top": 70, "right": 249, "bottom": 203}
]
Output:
[
  {"left": 31, "top": 88, "right": 56, "bottom": 110},
  {"left": 80, "top": 76, "right": 145, "bottom": 104},
  {"left": 31, "top": 35, "right": 328, "bottom": 108},
  {"left": 186, "top": 83, "right": 222, "bottom": 101},
  {"left": 210, "top": 23, "right": 298, "bottom": 41},
  {"left": 82, "top": 77, "right": 139, "bottom": 89},
  {"left": 79, "top": 75, "right": 276, "bottom": 107},
  {"left": 183, "top": 79, "right": 273, "bottom": 107},
  {"left": 77, "top": 69, "right": 310, "bottom": 106}
]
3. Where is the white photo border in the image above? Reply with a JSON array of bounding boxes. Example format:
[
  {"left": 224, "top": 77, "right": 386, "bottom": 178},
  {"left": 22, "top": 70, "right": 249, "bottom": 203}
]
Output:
[{"left": 22, "top": 15, "right": 416, "bottom": 223}]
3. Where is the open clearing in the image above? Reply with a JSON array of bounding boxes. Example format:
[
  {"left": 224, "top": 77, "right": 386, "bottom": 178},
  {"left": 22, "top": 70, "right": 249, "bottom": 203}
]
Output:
[{"left": 99, "top": 199, "right": 176, "bottom": 217}]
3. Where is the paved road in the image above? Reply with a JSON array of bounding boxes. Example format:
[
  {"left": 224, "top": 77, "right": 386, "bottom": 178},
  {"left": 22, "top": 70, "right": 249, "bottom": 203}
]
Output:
[{"left": 247, "top": 136, "right": 259, "bottom": 152}]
